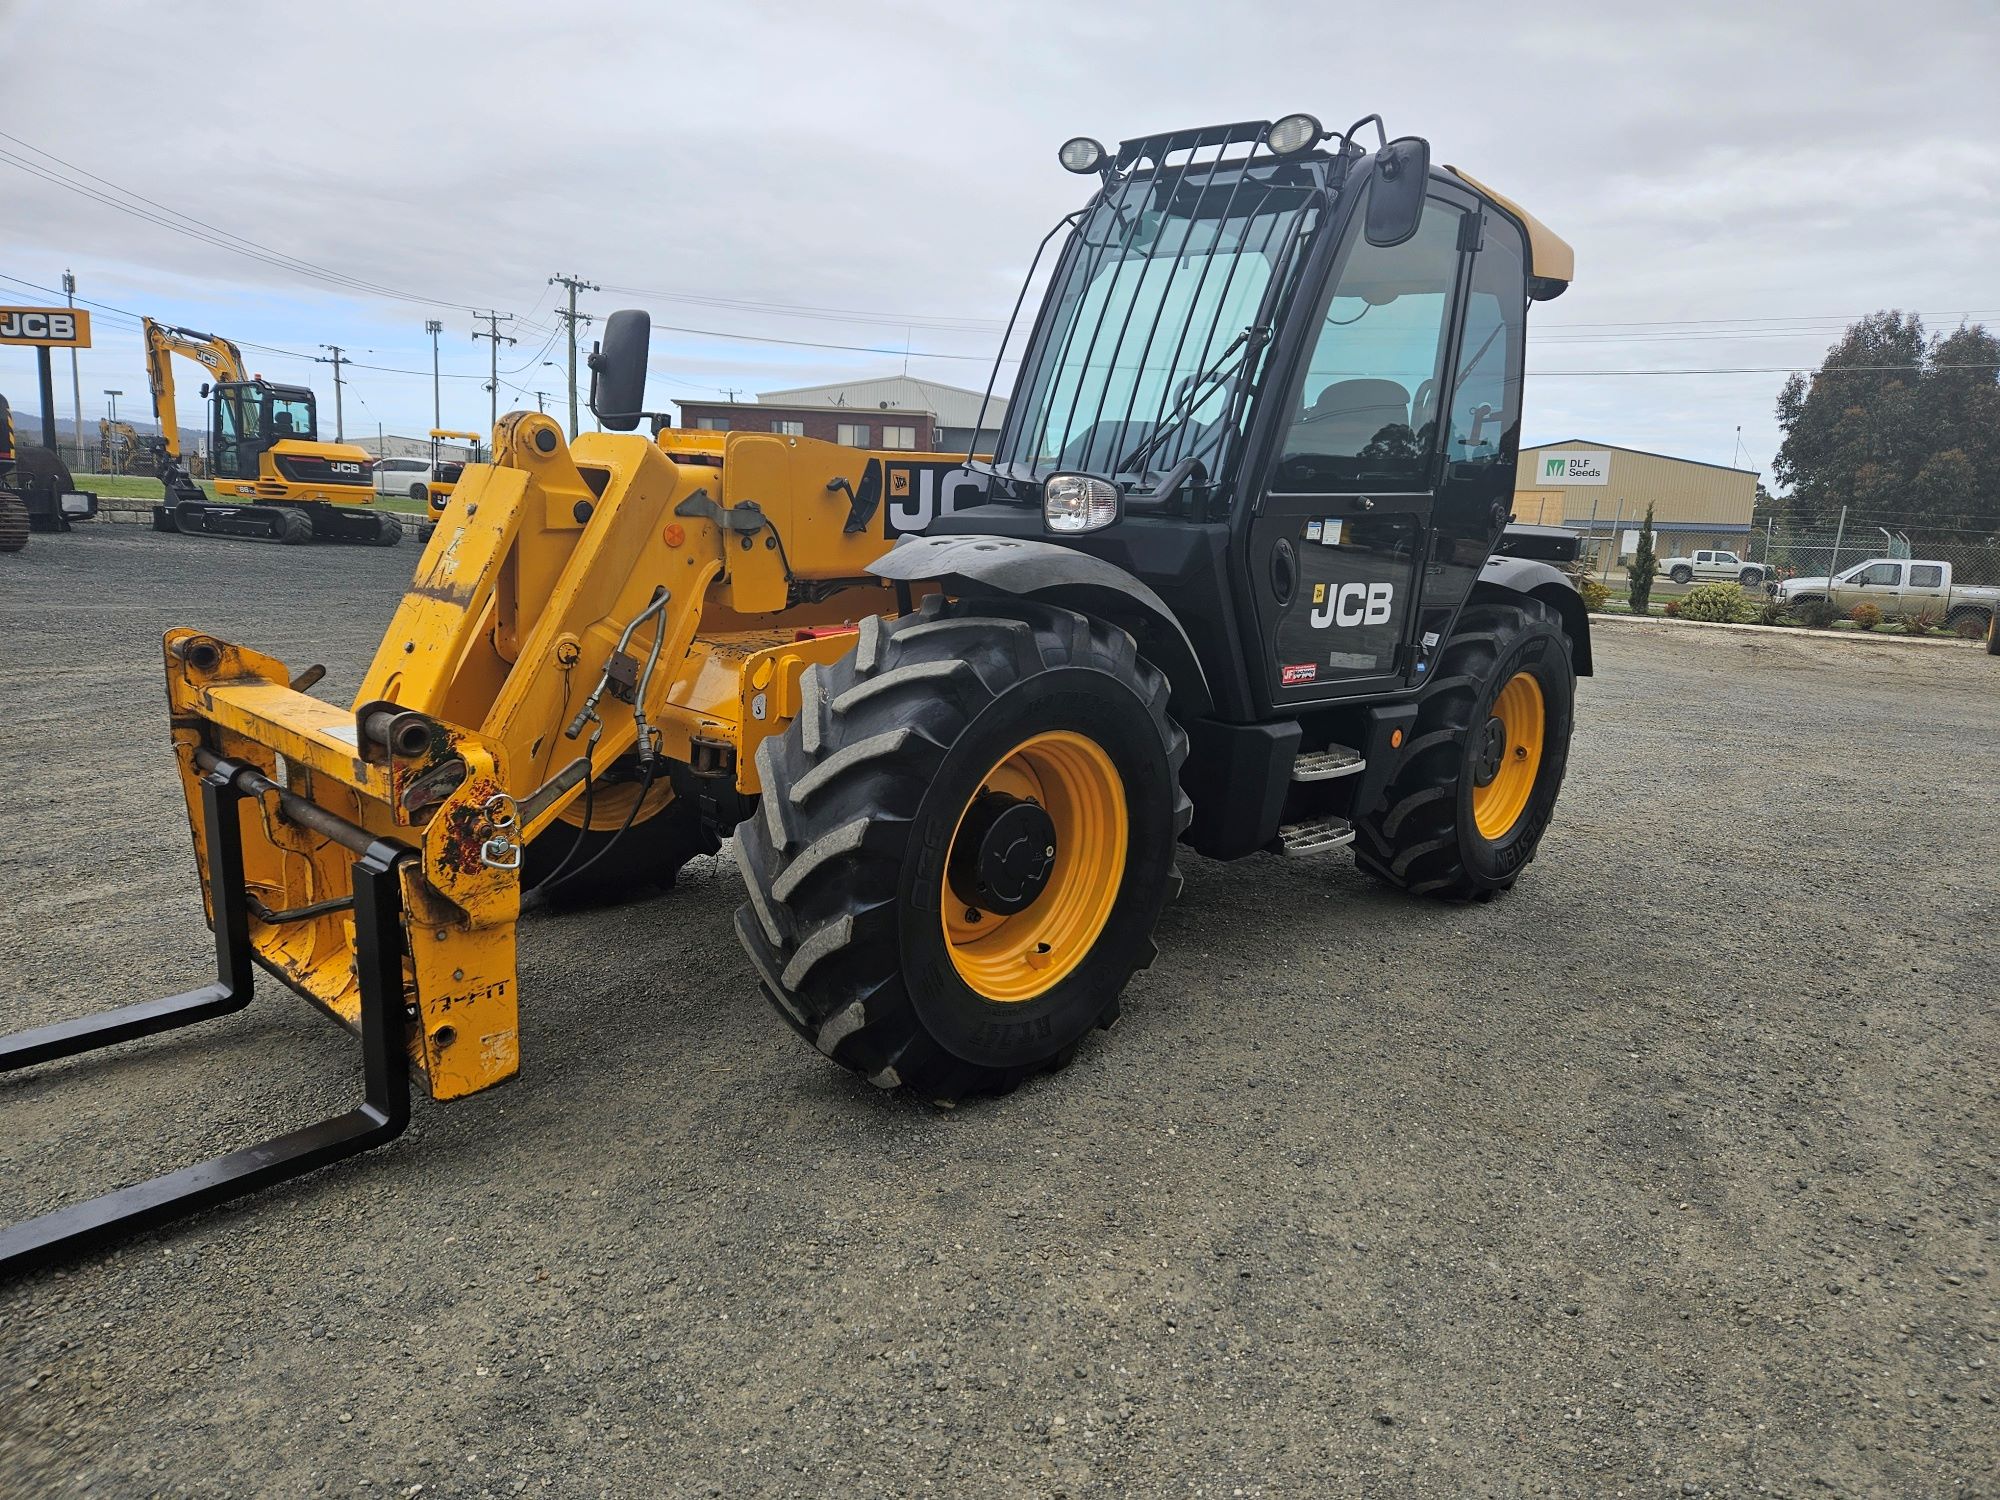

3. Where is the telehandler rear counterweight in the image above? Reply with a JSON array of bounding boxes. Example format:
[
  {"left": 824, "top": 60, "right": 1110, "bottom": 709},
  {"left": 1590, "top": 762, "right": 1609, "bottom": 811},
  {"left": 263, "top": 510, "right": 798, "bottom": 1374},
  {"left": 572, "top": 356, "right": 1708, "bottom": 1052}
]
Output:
[{"left": 1, "top": 111, "right": 1589, "bottom": 1274}]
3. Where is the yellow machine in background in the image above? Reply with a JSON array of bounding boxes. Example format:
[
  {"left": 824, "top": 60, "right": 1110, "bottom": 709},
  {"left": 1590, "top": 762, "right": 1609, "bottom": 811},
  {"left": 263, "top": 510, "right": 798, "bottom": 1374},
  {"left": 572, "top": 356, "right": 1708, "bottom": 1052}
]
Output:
[
  {"left": 0, "top": 394, "right": 25, "bottom": 552},
  {"left": 143, "top": 318, "right": 401, "bottom": 545},
  {"left": 98, "top": 417, "right": 143, "bottom": 473},
  {"left": 414, "top": 428, "right": 485, "bottom": 542}
]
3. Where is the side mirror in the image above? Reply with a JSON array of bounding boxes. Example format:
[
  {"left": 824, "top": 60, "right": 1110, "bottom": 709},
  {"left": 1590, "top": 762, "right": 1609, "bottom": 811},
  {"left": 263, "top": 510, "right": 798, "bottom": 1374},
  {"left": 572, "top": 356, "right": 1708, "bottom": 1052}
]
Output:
[
  {"left": 588, "top": 309, "right": 650, "bottom": 432},
  {"left": 199, "top": 382, "right": 211, "bottom": 399},
  {"left": 1364, "top": 135, "right": 1432, "bottom": 248}
]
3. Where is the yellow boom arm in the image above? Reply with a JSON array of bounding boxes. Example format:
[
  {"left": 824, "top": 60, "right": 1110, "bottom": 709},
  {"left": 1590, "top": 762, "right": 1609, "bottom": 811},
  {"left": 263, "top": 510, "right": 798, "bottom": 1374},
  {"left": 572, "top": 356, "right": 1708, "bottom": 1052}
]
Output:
[
  {"left": 161, "top": 410, "right": 905, "bottom": 1102},
  {"left": 143, "top": 317, "right": 248, "bottom": 459}
]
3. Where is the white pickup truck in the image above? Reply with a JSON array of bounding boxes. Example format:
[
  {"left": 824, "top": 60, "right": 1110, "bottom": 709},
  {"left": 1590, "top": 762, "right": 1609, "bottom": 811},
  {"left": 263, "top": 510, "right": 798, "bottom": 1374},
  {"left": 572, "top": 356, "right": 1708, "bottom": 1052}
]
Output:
[
  {"left": 1776, "top": 557, "right": 2000, "bottom": 629},
  {"left": 1662, "top": 548, "right": 1766, "bottom": 586}
]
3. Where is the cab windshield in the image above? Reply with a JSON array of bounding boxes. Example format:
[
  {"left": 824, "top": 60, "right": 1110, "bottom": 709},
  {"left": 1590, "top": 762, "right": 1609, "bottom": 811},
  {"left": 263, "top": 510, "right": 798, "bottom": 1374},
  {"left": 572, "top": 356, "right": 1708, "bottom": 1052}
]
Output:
[{"left": 997, "top": 157, "right": 1322, "bottom": 487}]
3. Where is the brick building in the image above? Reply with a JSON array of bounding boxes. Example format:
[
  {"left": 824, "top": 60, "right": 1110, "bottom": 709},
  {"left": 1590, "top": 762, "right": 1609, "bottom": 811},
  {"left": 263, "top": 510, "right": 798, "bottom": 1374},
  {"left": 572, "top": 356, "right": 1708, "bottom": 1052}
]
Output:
[{"left": 675, "top": 375, "right": 1008, "bottom": 454}]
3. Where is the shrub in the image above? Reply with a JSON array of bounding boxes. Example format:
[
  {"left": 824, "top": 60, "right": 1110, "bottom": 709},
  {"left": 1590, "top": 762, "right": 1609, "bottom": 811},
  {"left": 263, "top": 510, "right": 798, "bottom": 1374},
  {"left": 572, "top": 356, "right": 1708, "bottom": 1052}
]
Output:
[
  {"left": 1678, "top": 582, "right": 1755, "bottom": 623},
  {"left": 1755, "top": 597, "right": 1793, "bottom": 627},
  {"left": 1791, "top": 598, "right": 1842, "bottom": 630},
  {"left": 1662, "top": 598, "right": 1682, "bottom": 618},
  {"left": 1563, "top": 559, "right": 1610, "bottom": 612},
  {"left": 1955, "top": 613, "right": 1991, "bottom": 640},
  {"left": 1904, "top": 608, "right": 1942, "bottom": 637},
  {"left": 1849, "top": 601, "right": 1883, "bottom": 630}
]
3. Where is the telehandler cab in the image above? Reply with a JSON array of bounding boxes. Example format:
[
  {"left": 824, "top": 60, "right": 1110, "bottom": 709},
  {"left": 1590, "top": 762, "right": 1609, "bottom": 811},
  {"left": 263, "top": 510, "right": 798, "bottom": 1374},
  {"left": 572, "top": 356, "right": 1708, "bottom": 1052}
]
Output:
[{"left": 0, "top": 114, "right": 1588, "bottom": 1274}]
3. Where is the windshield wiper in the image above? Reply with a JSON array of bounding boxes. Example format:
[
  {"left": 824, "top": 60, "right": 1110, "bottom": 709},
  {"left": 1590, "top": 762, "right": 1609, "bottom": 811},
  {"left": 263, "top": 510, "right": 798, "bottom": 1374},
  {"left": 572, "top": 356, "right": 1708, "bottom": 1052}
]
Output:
[{"left": 1116, "top": 324, "right": 1269, "bottom": 477}]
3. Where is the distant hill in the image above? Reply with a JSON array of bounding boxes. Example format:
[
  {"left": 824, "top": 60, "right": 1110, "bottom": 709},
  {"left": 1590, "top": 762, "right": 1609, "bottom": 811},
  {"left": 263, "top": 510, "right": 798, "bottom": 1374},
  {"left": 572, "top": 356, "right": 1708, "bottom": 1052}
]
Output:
[{"left": 4, "top": 409, "right": 171, "bottom": 442}]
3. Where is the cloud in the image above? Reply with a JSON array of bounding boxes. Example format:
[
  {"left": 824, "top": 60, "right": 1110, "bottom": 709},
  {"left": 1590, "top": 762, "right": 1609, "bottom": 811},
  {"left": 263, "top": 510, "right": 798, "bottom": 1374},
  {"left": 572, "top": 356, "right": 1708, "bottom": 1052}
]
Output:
[{"left": 2, "top": 0, "right": 1994, "bottom": 472}]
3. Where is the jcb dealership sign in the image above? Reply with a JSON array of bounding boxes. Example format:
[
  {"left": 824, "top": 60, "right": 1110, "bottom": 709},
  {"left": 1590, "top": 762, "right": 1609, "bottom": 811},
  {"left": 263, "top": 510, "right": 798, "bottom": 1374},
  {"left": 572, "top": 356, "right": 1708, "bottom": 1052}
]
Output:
[
  {"left": 0, "top": 307, "right": 93, "bottom": 347},
  {"left": 1538, "top": 449, "right": 1610, "bottom": 486}
]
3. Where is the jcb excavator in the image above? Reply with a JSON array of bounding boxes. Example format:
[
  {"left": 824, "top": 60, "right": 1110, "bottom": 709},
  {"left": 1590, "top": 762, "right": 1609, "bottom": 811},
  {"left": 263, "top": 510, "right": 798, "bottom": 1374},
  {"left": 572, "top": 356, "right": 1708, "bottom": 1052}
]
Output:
[
  {"left": 0, "top": 394, "right": 24, "bottom": 553},
  {"left": 1, "top": 114, "right": 1590, "bottom": 1272},
  {"left": 142, "top": 317, "right": 402, "bottom": 545},
  {"left": 99, "top": 416, "right": 144, "bottom": 474}
]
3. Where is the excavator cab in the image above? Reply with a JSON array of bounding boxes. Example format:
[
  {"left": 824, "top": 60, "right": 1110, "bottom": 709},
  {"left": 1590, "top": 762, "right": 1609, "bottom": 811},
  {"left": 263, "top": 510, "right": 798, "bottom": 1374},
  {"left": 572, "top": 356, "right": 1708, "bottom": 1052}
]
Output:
[{"left": 210, "top": 379, "right": 320, "bottom": 481}]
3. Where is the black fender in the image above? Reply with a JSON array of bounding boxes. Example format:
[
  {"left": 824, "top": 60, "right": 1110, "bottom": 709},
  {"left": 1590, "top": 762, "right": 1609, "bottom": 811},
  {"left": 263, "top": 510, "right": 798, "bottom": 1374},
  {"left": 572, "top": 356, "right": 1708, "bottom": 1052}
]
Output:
[
  {"left": 1475, "top": 555, "right": 1594, "bottom": 677},
  {"left": 869, "top": 534, "right": 1214, "bottom": 716}
]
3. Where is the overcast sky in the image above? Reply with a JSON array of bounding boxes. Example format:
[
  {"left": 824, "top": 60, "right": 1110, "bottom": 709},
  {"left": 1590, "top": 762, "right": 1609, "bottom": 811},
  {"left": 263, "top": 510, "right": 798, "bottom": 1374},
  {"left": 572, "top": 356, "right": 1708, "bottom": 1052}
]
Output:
[{"left": 3, "top": 0, "right": 1996, "bottom": 479}]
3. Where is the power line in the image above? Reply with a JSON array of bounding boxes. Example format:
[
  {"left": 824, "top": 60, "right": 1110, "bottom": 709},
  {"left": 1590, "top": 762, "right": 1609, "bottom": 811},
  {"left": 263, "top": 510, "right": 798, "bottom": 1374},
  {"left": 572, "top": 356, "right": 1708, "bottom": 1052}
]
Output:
[
  {"left": 472, "top": 312, "right": 517, "bottom": 435},
  {"left": 549, "top": 273, "right": 597, "bottom": 439},
  {"left": 0, "top": 132, "right": 495, "bottom": 314},
  {"left": 597, "top": 281, "right": 1007, "bottom": 333},
  {"left": 316, "top": 345, "right": 350, "bottom": 441}
]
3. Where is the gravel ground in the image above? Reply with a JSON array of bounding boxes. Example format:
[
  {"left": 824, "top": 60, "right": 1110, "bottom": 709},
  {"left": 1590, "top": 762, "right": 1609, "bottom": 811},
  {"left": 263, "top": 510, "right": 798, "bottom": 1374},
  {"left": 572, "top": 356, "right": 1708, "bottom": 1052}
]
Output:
[{"left": 2, "top": 528, "right": 1994, "bottom": 1499}]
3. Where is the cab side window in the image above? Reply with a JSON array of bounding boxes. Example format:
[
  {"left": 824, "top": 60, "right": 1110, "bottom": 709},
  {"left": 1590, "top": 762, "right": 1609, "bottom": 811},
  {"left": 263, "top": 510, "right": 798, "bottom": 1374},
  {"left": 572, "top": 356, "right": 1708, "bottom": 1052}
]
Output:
[
  {"left": 1857, "top": 562, "right": 1900, "bottom": 586},
  {"left": 1909, "top": 564, "right": 1943, "bottom": 588},
  {"left": 1447, "top": 215, "right": 1526, "bottom": 470},
  {"left": 1273, "top": 194, "right": 1466, "bottom": 492}
]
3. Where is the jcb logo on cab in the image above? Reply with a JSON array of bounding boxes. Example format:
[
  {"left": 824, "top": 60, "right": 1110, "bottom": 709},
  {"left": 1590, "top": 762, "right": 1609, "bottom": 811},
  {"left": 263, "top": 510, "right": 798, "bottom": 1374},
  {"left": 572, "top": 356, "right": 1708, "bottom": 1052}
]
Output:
[{"left": 1311, "top": 581, "right": 1395, "bottom": 628}]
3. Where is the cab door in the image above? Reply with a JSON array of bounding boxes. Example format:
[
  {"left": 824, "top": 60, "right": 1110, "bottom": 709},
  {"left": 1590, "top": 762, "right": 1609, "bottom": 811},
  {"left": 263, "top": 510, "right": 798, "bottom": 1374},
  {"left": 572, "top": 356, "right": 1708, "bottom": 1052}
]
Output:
[
  {"left": 1904, "top": 561, "right": 1947, "bottom": 614},
  {"left": 1244, "top": 180, "right": 1488, "bottom": 703}
]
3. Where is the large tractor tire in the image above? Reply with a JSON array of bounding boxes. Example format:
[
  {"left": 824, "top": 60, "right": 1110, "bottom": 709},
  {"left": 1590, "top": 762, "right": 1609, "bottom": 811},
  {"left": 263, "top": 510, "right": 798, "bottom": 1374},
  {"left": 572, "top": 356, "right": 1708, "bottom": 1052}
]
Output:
[
  {"left": 373, "top": 513, "right": 405, "bottom": 547},
  {"left": 522, "top": 769, "right": 719, "bottom": 906},
  {"left": 276, "top": 509, "right": 315, "bottom": 545},
  {"left": 735, "top": 596, "right": 1189, "bottom": 1103},
  {"left": 1354, "top": 596, "right": 1575, "bottom": 901},
  {"left": 0, "top": 492, "right": 27, "bottom": 553}
]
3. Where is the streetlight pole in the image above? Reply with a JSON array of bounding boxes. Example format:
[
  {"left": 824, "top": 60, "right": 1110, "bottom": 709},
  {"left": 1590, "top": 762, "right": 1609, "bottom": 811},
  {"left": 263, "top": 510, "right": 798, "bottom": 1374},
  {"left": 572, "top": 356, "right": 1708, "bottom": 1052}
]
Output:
[
  {"left": 104, "top": 389, "right": 121, "bottom": 422},
  {"left": 63, "top": 270, "right": 83, "bottom": 463},
  {"left": 425, "top": 319, "right": 443, "bottom": 431}
]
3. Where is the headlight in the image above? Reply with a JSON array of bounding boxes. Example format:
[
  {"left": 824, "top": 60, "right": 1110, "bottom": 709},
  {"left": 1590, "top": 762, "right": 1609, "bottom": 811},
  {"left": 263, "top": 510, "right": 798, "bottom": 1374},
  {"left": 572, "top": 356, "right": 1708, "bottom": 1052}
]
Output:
[
  {"left": 1266, "top": 113, "right": 1323, "bottom": 156},
  {"left": 1058, "top": 136, "right": 1106, "bottom": 174},
  {"left": 1043, "top": 473, "right": 1120, "bottom": 534}
]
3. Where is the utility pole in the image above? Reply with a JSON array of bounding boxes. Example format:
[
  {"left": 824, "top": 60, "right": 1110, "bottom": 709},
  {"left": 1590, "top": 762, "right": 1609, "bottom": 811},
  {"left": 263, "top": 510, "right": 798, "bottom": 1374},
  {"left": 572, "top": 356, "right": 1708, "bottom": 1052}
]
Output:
[
  {"left": 425, "top": 319, "right": 443, "bottom": 431},
  {"left": 317, "top": 345, "right": 349, "bottom": 441},
  {"left": 63, "top": 270, "right": 83, "bottom": 463},
  {"left": 472, "top": 311, "right": 516, "bottom": 437},
  {"left": 548, "top": 273, "right": 598, "bottom": 440},
  {"left": 104, "top": 389, "right": 121, "bottom": 421},
  {"left": 532, "top": 390, "right": 549, "bottom": 413}
]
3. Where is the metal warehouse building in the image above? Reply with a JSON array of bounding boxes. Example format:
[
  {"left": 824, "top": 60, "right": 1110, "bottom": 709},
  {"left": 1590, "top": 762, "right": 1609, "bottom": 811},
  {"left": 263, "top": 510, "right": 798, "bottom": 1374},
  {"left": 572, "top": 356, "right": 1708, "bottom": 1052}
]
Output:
[{"left": 1513, "top": 440, "right": 1760, "bottom": 569}]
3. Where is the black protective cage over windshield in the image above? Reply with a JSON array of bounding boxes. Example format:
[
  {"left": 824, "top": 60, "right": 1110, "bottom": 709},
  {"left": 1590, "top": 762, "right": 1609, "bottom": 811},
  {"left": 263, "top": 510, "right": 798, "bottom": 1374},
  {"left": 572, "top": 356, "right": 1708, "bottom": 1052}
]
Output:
[{"left": 989, "top": 123, "right": 1354, "bottom": 508}]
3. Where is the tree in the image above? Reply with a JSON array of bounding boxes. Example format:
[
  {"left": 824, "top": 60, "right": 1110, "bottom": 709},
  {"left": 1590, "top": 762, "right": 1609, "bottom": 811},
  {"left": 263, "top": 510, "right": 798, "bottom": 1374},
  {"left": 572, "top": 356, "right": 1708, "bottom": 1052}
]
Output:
[
  {"left": 1773, "top": 312, "right": 2000, "bottom": 543},
  {"left": 1628, "top": 502, "right": 1658, "bottom": 615}
]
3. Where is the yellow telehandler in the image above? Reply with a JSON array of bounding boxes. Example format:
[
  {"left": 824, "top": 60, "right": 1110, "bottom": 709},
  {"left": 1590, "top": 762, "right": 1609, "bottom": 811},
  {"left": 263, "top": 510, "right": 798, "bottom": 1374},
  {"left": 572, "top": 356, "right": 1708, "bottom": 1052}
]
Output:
[{"left": 0, "top": 114, "right": 1590, "bottom": 1273}]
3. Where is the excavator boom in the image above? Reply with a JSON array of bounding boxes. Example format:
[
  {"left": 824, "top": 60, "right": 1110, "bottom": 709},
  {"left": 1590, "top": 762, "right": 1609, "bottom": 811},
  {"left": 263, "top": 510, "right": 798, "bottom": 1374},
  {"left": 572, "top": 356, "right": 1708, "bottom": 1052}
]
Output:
[{"left": 143, "top": 318, "right": 247, "bottom": 460}]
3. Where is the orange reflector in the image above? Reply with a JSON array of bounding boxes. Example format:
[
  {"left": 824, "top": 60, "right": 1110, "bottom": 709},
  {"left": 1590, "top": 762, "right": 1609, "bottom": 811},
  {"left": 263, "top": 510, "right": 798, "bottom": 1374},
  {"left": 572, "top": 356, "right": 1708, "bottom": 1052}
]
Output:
[
  {"left": 663, "top": 523, "right": 684, "bottom": 547},
  {"left": 1391, "top": 728, "right": 1404, "bottom": 748},
  {"left": 793, "top": 625, "right": 858, "bottom": 641}
]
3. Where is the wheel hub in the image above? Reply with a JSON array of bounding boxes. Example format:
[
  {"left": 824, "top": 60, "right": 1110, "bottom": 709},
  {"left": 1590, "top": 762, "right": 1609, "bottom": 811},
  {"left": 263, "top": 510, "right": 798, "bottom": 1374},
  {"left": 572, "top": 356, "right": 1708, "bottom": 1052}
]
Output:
[
  {"left": 1473, "top": 716, "right": 1507, "bottom": 787},
  {"left": 948, "top": 792, "right": 1057, "bottom": 916}
]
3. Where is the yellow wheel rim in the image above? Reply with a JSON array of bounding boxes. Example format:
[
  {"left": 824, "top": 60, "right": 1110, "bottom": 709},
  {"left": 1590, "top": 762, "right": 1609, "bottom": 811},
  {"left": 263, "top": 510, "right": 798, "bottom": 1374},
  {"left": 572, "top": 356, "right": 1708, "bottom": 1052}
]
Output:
[
  {"left": 941, "top": 731, "right": 1127, "bottom": 1003},
  {"left": 558, "top": 776, "right": 675, "bottom": 832},
  {"left": 1470, "top": 671, "right": 1545, "bottom": 841}
]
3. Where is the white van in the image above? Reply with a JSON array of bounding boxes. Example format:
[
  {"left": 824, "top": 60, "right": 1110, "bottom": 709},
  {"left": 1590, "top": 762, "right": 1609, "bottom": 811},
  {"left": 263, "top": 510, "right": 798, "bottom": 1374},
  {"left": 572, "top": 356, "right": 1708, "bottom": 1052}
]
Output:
[{"left": 373, "top": 455, "right": 433, "bottom": 500}]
